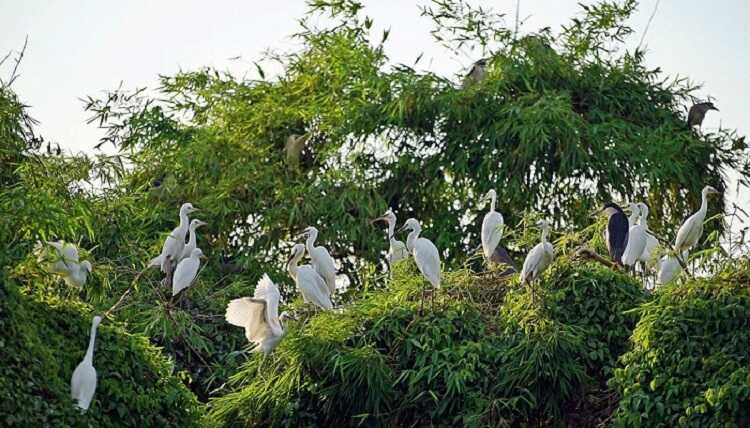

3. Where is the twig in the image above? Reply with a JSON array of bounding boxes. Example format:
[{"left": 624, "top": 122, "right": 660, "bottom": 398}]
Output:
[
  {"left": 103, "top": 265, "right": 148, "bottom": 319},
  {"left": 574, "top": 247, "right": 618, "bottom": 270},
  {"left": 638, "top": 0, "right": 661, "bottom": 49}
]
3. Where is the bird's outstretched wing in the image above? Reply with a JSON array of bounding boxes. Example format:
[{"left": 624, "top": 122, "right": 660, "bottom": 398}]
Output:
[
  {"left": 254, "top": 274, "right": 282, "bottom": 336},
  {"left": 225, "top": 297, "right": 267, "bottom": 342}
]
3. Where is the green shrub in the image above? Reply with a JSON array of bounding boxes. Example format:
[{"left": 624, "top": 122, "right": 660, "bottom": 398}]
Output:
[
  {"left": 0, "top": 280, "right": 203, "bottom": 427},
  {"left": 612, "top": 277, "right": 750, "bottom": 427}
]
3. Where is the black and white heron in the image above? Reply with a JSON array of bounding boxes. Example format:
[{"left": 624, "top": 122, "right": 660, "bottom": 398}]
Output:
[
  {"left": 688, "top": 101, "right": 719, "bottom": 129},
  {"left": 674, "top": 185, "right": 721, "bottom": 253},
  {"left": 596, "top": 202, "right": 630, "bottom": 266}
]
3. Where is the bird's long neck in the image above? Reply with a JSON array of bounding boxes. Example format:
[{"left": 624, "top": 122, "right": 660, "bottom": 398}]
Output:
[
  {"left": 178, "top": 210, "right": 189, "bottom": 233},
  {"left": 387, "top": 219, "right": 396, "bottom": 240},
  {"left": 305, "top": 231, "right": 317, "bottom": 253},
  {"left": 699, "top": 191, "right": 709, "bottom": 216},
  {"left": 187, "top": 225, "right": 197, "bottom": 247},
  {"left": 287, "top": 253, "right": 301, "bottom": 278},
  {"left": 490, "top": 193, "right": 496, "bottom": 212},
  {"left": 540, "top": 228, "right": 549, "bottom": 244},
  {"left": 84, "top": 322, "right": 99, "bottom": 363},
  {"left": 406, "top": 229, "right": 419, "bottom": 252},
  {"left": 628, "top": 211, "right": 639, "bottom": 225}
]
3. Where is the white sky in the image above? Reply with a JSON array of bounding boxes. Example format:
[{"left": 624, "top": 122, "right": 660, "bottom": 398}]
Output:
[{"left": 1, "top": 0, "right": 748, "bottom": 211}]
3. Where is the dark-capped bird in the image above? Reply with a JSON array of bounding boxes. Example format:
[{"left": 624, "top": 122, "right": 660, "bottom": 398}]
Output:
[
  {"left": 688, "top": 101, "right": 718, "bottom": 129},
  {"left": 596, "top": 202, "right": 629, "bottom": 266},
  {"left": 461, "top": 58, "right": 487, "bottom": 88}
]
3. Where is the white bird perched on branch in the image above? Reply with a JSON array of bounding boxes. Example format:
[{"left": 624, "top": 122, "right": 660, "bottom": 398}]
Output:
[
  {"left": 622, "top": 207, "right": 648, "bottom": 268},
  {"left": 149, "top": 203, "right": 199, "bottom": 273},
  {"left": 180, "top": 219, "right": 208, "bottom": 262},
  {"left": 636, "top": 203, "right": 659, "bottom": 266},
  {"left": 398, "top": 218, "right": 441, "bottom": 310},
  {"left": 674, "top": 186, "right": 721, "bottom": 253},
  {"left": 656, "top": 251, "right": 688, "bottom": 286},
  {"left": 520, "top": 220, "right": 554, "bottom": 286},
  {"left": 225, "top": 274, "right": 291, "bottom": 354},
  {"left": 301, "top": 226, "right": 337, "bottom": 296},
  {"left": 287, "top": 244, "right": 333, "bottom": 310},
  {"left": 172, "top": 248, "right": 206, "bottom": 296},
  {"left": 481, "top": 189, "right": 504, "bottom": 262},
  {"left": 46, "top": 240, "right": 79, "bottom": 273},
  {"left": 371, "top": 209, "right": 408, "bottom": 267},
  {"left": 45, "top": 241, "right": 93, "bottom": 287},
  {"left": 70, "top": 315, "right": 102, "bottom": 412}
]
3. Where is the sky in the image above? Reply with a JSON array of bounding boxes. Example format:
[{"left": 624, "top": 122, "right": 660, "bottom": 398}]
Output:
[{"left": 1, "top": 0, "right": 748, "bottom": 209}]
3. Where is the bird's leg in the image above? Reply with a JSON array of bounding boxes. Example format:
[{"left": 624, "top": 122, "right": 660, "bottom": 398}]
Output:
[
  {"left": 420, "top": 287, "right": 425, "bottom": 316},
  {"left": 163, "top": 255, "right": 173, "bottom": 289}
]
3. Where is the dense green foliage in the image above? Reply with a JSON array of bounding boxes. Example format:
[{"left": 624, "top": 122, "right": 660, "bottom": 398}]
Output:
[
  {"left": 0, "top": 279, "right": 203, "bottom": 427},
  {"left": 2, "top": 0, "right": 750, "bottom": 426},
  {"left": 613, "top": 263, "right": 750, "bottom": 427},
  {"left": 208, "top": 257, "right": 646, "bottom": 427}
]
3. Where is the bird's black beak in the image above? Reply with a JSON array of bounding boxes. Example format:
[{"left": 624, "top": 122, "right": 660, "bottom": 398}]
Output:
[
  {"left": 396, "top": 224, "right": 408, "bottom": 233},
  {"left": 712, "top": 106, "right": 720, "bottom": 111},
  {"left": 589, "top": 208, "right": 602, "bottom": 218}
]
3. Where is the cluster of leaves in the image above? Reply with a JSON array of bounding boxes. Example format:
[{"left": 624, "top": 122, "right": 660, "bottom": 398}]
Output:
[
  {"left": 0, "top": 279, "right": 203, "bottom": 427},
  {"left": 208, "top": 254, "right": 645, "bottom": 427},
  {"left": 612, "top": 261, "right": 750, "bottom": 427}
]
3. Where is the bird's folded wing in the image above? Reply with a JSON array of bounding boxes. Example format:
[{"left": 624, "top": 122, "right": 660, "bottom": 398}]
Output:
[{"left": 173, "top": 259, "right": 199, "bottom": 294}]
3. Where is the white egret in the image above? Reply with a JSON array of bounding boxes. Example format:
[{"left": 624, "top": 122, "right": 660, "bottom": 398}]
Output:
[
  {"left": 520, "top": 220, "right": 554, "bottom": 286},
  {"left": 149, "top": 202, "right": 199, "bottom": 273},
  {"left": 656, "top": 251, "right": 688, "bottom": 286},
  {"left": 172, "top": 248, "right": 205, "bottom": 297},
  {"left": 398, "top": 218, "right": 441, "bottom": 309},
  {"left": 481, "top": 189, "right": 504, "bottom": 262},
  {"left": 45, "top": 241, "right": 93, "bottom": 287},
  {"left": 287, "top": 244, "right": 333, "bottom": 310},
  {"left": 371, "top": 209, "right": 408, "bottom": 267},
  {"left": 225, "top": 274, "right": 291, "bottom": 354},
  {"left": 180, "top": 219, "right": 208, "bottom": 261},
  {"left": 301, "top": 226, "right": 337, "bottom": 295},
  {"left": 622, "top": 207, "right": 648, "bottom": 267},
  {"left": 636, "top": 203, "right": 659, "bottom": 265},
  {"left": 674, "top": 186, "right": 721, "bottom": 253},
  {"left": 70, "top": 315, "right": 102, "bottom": 412},
  {"left": 46, "top": 240, "right": 80, "bottom": 273},
  {"left": 627, "top": 203, "right": 640, "bottom": 226},
  {"left": 64, "top": 261, "right": 93, "bottom": 288}
]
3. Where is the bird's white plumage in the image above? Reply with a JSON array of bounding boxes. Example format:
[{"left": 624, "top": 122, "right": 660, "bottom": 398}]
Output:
[
  {"left": 674, "top": 186, "right": 719, "bottom": 253},
  {"left": 520, "top": 221, "right": 554, "bottom": 284},
  {"left": 656, "top": 252, "right": 687, "bottom": 286},
  {"left": 402, "top": 218, "right": 441, "bottom": 289},
  {"left": 71, "top": 316, "right": 101, "bottom": 412},
  {"left": 303, "top": 227, "right": 337, "bottom": 295},
  {"left": 634, "top": 203, "right": 658, "bottom": 266},
  {"left": 287, "top": 244, "right": 333, "bottom": 310},
  {"left": 481, "top": 190, "right": 504, "bottom": 261},
  {"left": 373, "top": 210, "right": 408, "bottom": 266},
  {"left": 180, "top": 219, "right": 207, "bottom": 261},
  {"left": 622, "top": 223, "right": 647, "bottom": 267},
  {"left": 225, "top": 274, "right": 285, "bottom": 353},
  {"left": 151, "top": 203, "right": 197, "bottom": 272},
  {"left": 172, "top": 248, "right": 204, "bottom": 296},
  {"left": 64, "top": 260, "right": 93, "bottom": 288}
]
